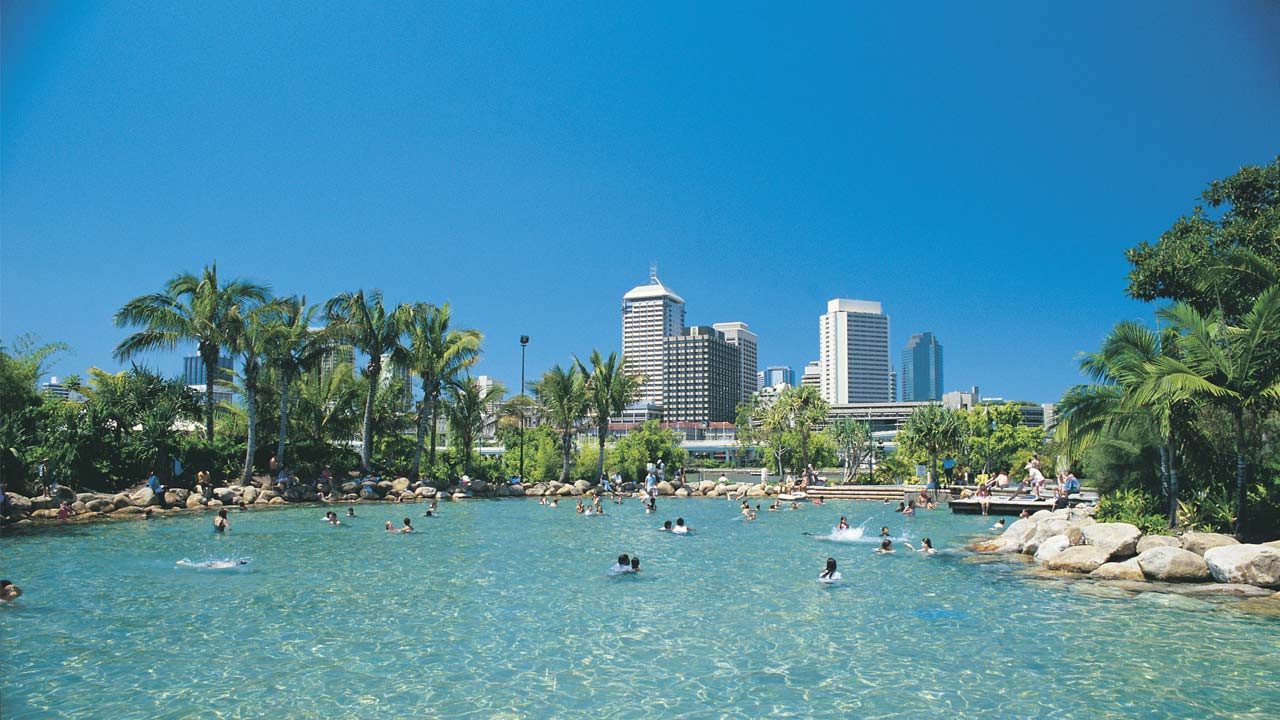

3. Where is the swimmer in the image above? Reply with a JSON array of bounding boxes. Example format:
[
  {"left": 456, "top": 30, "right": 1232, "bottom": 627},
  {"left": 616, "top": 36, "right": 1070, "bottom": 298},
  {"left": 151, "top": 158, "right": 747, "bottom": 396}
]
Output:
[
  {"left": 213, "top": 509, "right": 229, "bottom": 533},
  {"left": 875, "top": 538, "right": 895, "bottom": 554},
  {"left": 347, "top": 507, "right": 356, "bottom": 517},
  {"left": 811, "top": 497, "right": 824, "bottom": 506},
  {"left": 905, "top": 537, "right": 937, "bottom": 554},
  {"left": 902, "top": 504, "right": 915, "bottom": 517},
  {"left": 837, "top": 516, "right": 850, "bottom": 531},
  {"left": 385, "top": 520, "right": 396, "bottom": 532},
  {"left": 539, "top": 496, "right": 547, "bottom": 506},
  {"left": 0, "top": 580, "right": 22, "bottom": 602},
  {"left": 400, "top": 518, "right": 413, "bottom": 533},
  {"left": 790, "top": 501, "right": 800, "bottom": 510},
  {"left": 630, "top": 556, "right": 641, "bottom": 573},
  {"left": 576, "top": 500, "right": 585, "bottom": 514},
  {"left": 238, "top": 500, "right": 247, "bottom": 512},
  {"left": 325, "top": 511, "right": 341, "bottom": 525},
  {"left": 895, "top": 502, "right": 905, "bottom": 513},
  {"left": 673, "top": 517, "right": 691, "bottom": 534},
  {"left": 660, "top": 520, "right": 673, "bottom": 531},
  {"left": 819, "top": 558, "right": 841, "bottom": 582},
  {"left": 880, "top": 526, "right": 890, "bottom": 537},
  {"left": 1018, "top": 509, "right": 1030, "bottom": 519},
  {"left": 992, "top": 519, "right": 1006, "bottom": 530},
  {"left": 549, "top": 499, "right": 559, "bottom": 508},
  {"left": 609, "top": 554, "right": 632, "bottom": 574},
  {"left": 769, "top": 500, "right": 780, "bottom": 512},
  {"left": 882, "top": 498, "right": 890, "bottom": 504}
]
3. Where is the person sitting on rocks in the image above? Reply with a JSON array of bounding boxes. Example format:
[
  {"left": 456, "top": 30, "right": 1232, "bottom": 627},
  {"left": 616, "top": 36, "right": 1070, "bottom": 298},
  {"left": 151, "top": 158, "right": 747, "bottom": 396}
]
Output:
[
  {"left": 57, "top": 501, "right": 74, "bottom": 521},
  {"left": 0, "top": 580, "right": 22, "bottom": 602}
]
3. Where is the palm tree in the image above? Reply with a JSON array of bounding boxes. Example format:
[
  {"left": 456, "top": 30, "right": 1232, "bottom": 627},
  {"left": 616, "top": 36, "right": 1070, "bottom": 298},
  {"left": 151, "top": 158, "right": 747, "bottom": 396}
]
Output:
[
  {"left": 324, "top": 290, "right": 410, "bottom": 472},
  {"left": 291, "top": 362, "right": 362, "bottom": 445},
  {"left": 533, "top": 364, "right": 590, "bottom": 483},
  {"left": 899, "top": 404, "right": 967, "bottom": 485},
  {"left": 446, "top": 376, "right": 506, "bottom": 475},
  {"left": 405, "top": 303, "right": 482, "bottom": 480},
  {"left": 114, "top": 264, "right": 269, "bottom": 441},
  {"left": 576, "top": 350, "right": 643, "bottom": 484},
  {"left": 1057, "top": 321, "right": 1184, "bottom": 524},
  {"left": 1139, "top": 285, "right": 1280, "bottom": 536},
  {"left": 774, "top": 385, "right": 829, "bottom": 473},
  {"left": 262, "top": 297, "right": 324, "bottom": 472},
  {"left": 228, "top": 300, "right": 289, "bottom": 484}
]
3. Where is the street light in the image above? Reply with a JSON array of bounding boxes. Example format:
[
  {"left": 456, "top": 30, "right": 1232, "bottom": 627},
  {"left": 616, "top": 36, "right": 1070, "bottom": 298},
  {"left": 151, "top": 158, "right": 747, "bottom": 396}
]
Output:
[{"left": 519, "top": 335, "right": 529, "bottom": 482}]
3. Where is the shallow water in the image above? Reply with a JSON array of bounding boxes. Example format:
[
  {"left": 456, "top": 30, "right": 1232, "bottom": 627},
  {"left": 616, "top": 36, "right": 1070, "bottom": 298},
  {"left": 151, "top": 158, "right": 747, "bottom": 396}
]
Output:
[{"left": 2, "top": 499, "right": 1278, "bottom": 719}]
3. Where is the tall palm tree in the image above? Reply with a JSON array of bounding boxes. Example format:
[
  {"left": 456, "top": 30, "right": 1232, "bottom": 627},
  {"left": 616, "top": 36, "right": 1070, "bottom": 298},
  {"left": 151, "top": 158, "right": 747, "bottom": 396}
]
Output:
[
  {"left": 575, "top": 350, "right": 643, "bottom": 484},
  {"left": 324, "top": 290, "right": 410, "bottom": 472},
  {"left": 114, "top": 264, "right": 269, "bottom": 441},
  {"left": 533, "top": 364, "right": 590, "bottom": 483},
  {"left": 1139, "top": 285, "right": 1280, "bottom": 536},
  {"left": 446, "top": 376, "right": 506, "bottom": 475},
  {"left": 774, "top": 385, "right": 830, "bottom": 472},
  {"left": 291, "top": 362, "right": 362, "bottom": 445},
  {"left": 899, "top": 404, "right": 967, "bottom": 485},
  {"left": 1057, "top": 321, "right": 1184, "bottom": 524},
  {"left": 262, "top": 297, "right": 323, "bottom": 472},
  {"left": 228, "top": 300, "right": 290, "bottom": 483},
  {"left": 405, "top": 303, "right": 482, "bottom": 480}
]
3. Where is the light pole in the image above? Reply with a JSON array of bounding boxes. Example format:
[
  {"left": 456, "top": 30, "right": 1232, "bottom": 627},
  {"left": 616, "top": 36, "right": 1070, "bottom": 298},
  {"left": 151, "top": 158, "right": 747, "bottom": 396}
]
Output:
[{"left": 519, "top": 335, "right": 529, "bottom": 482}]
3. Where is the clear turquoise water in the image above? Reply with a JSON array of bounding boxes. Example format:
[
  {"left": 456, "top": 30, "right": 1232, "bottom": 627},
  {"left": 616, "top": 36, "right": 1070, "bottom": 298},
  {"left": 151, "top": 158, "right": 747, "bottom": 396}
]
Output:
[{"left": 2, "top": 499, "right": 1278, "bottom": 719}]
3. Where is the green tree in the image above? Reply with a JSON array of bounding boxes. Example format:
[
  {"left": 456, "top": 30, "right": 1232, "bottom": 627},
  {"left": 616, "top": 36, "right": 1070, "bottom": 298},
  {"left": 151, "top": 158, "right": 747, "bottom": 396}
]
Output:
[
  {"left": 576, "top": 350, "right": 643, "bottom": 484},
  {"left": 1139, "top": 285, "right": 1280, "bottom": 536},
  {"left": 262, "top": 297, "right": 325, "bottom": 472},
  {"left": 324, "top": 289, "right": 410, "bottom": 472},
  {"left": 228, "top": 300, "right": 285, "bottom": 483},
  {"left": 899, "top": 405, "right": 968, "bottom": 484},
  {"left": 773, "top": 385, "right": 829, "bottom": 472},
  {"left": 827, "top": 418, "right": 875, "bottom": 482},
  {"left": 610, "top": 420, "right": 688, "bottom": 483},
  {"left": 291, "top": 363, "right": 362, "bottom": 445},
  {"left": 532, "top": 364, "right": 590, "bottom": 483},
  {"left": 405, "top": 303, "right": 481, "bottom": 480},
  {"left": 114, "top": 264, "right": 269, "bottom": 442},
  {"left": 446, "top": 376, "right": 505, "bottom": 476}
]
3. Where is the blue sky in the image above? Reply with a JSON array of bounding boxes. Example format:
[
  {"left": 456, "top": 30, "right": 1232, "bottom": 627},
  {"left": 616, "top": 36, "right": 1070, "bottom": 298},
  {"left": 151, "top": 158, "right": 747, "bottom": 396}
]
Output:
[{"left": 3, "top": 1, "right": 1278, "bottom": 402}]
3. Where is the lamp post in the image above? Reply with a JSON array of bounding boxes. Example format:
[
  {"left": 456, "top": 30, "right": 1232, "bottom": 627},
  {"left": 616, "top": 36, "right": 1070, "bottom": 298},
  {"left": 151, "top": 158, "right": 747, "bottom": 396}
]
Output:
[{"left": 519, "top": 335, "right": 529, "bottom": 482}]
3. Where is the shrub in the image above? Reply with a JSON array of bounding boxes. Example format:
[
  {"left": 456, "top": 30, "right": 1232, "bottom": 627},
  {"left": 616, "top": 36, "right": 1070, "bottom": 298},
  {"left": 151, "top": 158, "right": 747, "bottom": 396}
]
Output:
[{"left": 1097, "top": 488, "right": 1168, "bottom": 535}]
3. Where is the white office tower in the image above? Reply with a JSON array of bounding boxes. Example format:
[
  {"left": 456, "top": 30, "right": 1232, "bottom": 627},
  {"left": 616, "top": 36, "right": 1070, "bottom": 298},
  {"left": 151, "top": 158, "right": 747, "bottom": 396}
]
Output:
[
  {"left": 711, "top": 321, "right": 758, "bottom": 404},
  {"left": 800, "top": 360, "right": 821, "bottom": 388},
  {"left": 819, "top": 299, "right": 891, "bottom": 403},
  {"left": 621, "top": 266, "right": 686, "bottom": 406}
]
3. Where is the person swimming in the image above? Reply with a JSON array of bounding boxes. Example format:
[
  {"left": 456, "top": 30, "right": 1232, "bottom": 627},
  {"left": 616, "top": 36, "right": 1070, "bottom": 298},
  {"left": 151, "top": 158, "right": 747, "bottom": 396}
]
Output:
[
  {"left": 673, "top": 517, "right": 691, "bottom": 534},
  {"left": 880, "top": 526, "right": 890, "bottom": 537},
  {"left": 549, "top": 498, "right": 559, "bottom": 507},
  {"left": 790, "top": 501, "right": 800, "bottom": 510},
  {"left": 819, "top": 557, "right": 841, "bottom": 582},
  {"left": 0, "top": 580, "right": 22, "bottom": 602},
  {"left": 325, "top": 511, "right": 340, "bottom": 525},
  {"left": 660, "top": 520, "right": 673, "bottom": 531},
  {"left": 902, "top": 504, "right": 915, "bottom": 517},
  {"left": 837, "top": 516, "right": 850, "bottom": 531},
  {"left": 875, "top": 538, "right": 894, "bottom": 554},
  {"left": 909, "top": 537, "right": 937, "bottom": 554},
  {"left": 894, "top": 502, "right": 905, "bottom": 513},
  {"left": 609, "top": 554, "right": 632, "bottom": 574},
  {"left": 576, "top": 500, "right": 586, "bottom": 514},
  {"left": 630, "top": 556, "right": 641, "bottom": 573},
  {"left": 400, "top": 518, "right": 413, "bottom": 533},
  {"left": 347, "top": 507, "right": 356, "bottom": 517},
  {"left": 992, "top": 519, "right": 1006, "bottom": 530},
  {"left": 213, "top": 509, "right": 229, "bottom": 533}
]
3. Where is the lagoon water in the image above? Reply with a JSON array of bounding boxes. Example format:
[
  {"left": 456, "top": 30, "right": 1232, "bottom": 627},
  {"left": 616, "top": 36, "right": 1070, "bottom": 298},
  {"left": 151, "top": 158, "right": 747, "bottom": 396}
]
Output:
[{"left": 3, "top": 499, "right": 1278, "bottom": 719}]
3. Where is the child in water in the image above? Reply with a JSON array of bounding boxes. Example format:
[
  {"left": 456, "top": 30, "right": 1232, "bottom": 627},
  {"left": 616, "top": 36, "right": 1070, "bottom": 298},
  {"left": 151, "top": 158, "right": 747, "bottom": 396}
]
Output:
[
  {"left": 880, "top": 526, "right": 890, "bottom": 537},
  {"left": 875, "top": 539, "right": 894, "bottom": 554},
  {"left": 819, "top": 557, "right": 841, "bottom": 581},
  {"left": 630, "top": 556, "right": 641, "bottom": 573},
  {"left": 673, "top": 517, "right": 691, "bottom": 534},
  {"left": 837, "top": 516, "right": 850, "bottom": 531},
  {"left": 905, "top": 538, "right": 937, "bottom": 554},
  {"left": 609, "top": 554, "right": 632, "bottom": 574}
]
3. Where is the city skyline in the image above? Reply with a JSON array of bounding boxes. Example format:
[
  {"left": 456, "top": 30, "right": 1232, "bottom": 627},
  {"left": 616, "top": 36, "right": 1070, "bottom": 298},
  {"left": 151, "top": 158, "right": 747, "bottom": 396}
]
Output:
[{"left": 5, "top": 3, "right": 1278, "bottom": 405}]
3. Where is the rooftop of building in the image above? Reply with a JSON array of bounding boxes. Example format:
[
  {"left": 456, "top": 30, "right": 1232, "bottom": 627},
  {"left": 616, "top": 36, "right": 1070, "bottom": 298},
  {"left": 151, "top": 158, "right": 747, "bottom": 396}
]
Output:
[
  {"left": 826, "top": 298, "right": 883, "bottom": 314},
  {"left": 622, "top": 267, "right": 686, "bottom": 304}
]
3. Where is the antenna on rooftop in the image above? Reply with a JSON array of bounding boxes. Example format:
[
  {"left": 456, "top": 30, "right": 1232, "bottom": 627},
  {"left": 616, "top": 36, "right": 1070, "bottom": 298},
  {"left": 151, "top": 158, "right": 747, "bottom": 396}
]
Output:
[{"left": 650, "top": 261, "right": 659, "bottom": 284}]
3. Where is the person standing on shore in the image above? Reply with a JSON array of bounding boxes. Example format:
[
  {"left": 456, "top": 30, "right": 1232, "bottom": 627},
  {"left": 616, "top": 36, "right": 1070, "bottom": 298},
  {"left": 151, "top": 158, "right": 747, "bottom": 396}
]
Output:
[{"left": 38, "top": 458, "right": 55, "bottom": 496}]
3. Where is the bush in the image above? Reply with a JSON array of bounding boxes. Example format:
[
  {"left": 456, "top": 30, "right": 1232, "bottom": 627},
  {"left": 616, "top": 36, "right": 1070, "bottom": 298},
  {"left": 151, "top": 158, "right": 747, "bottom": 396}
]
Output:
[
  {"left": 1097, "top": 488, "right": 1169, "bottom": 535},
  {"left": 176, "top": 435, "right": 242, "bottom": 487}
]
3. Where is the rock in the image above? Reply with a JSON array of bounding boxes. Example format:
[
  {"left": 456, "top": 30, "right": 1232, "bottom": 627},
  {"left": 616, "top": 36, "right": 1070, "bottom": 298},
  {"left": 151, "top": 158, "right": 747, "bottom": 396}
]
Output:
[
  {"left": 391, "top": 477, "right": 410, "bottom": 493},
  {"left": 268, "top": 496, "right": 285, "bottom": 505},
  {"left": 451, "top": 492, "right": 467, "bottom": 501},
  {"left": 997, "top": 518, "right": 1039, "bottom": 553},
  {"left": 699, "top": 479, "right": 716, "bottom": 494},
  {"left": 52, "top": 486, "right": 76, "bottom": 502},
  {"left": 1181, "top": 532, "right": 1238, "bottom": 556},
  {"left": 378, "top": 480, "right": 393, "bottom": 491},
  {"left": 1081, "top": 523, "right": 1142, "bottom": 560},
  {"left": 241, "top": 486, "right": 259, "bottom": 504},
  {"left": 207, "top": 499, "right": 223, "bottom": 508},
  {"left": 4, "top": 493, "right": 33, "bottom": 513},
  {"left": 415, "top": 486, "right": 436, "bottom": 498},
  {"left": 213, "top": 487, "right": 236, "bottom": 505},
  {"left": 708, "top": 485, "right": 725, "bottom": 497},
  {"left": 186, "top": 494, "right": 206, "bottom": 509},
  {"left": 86, "top": 498, "right": 114, "bottom": 512},
  {"left": 496, "top": 484, "right": 511, "bottom": 497},
  {"left": 1065, "top": 525, "right": 1086, "bottom": 546},
  {"left": 131, "top": 487, "right": 161, "bottom": 507},
  {"left": 471, "top": 480, "right": 489, "bottom": 494},
  {"left": 340, "top": 481, "right": 358, "bottom": 494},
  {"left": 1091, "top": 558, "right": 1146, "bottom": 581},
  {"left": 343, "top": 494, "right": 358, "bottom": 501},
  {"left": 620, "top": 482, "right": 636, "bottom": 493},
  {"left": 32, "top": 508, "right": 61, "bottom": 519},
  {"left": 746, "top": 484, "right": 768, "bottom": 498},
  {"left": 109, "top": 493, "right": 130, "bottom": 509},
  {"left": 508, "top": 484, "right": 525, "bottom": 497},
  {"left": 1135, "top": 547, "right": 1211, "bottom": 582},
  {"left": 112, "top": 505, "right": 146, "bottom": 515},
  {"left": 71, "top": 501, "right": 88, "bottom": 513},
  {"left": 1237, "top": 596, "right": 1280, "bottom": 618},
  {"left": 1263, "top": 540, "right": 1280, "bottom": 549},
  {"left": 1043, "top": 545, "right": 1111, "bottom": 574},
  {"left": 657, "top": 481, "right": 675, "bottom": 496},
  {"left": 556, "top": 485, "right": 575, "bottom": 497},
  {"left": 573, "top": 479, "right": 592, "bottom": 494},
  {"left": 675, "top": 487, "right": 690, "bottom": 497},
  {"left": 75, "top": 492, "right": 96, "bottom": 503},
  {"left": 1176, "top": 583, "right": 1273, "bottom": 597},
  {"left": 258, "top": 489, "right": 278, "bottom": 502},
  {"left": 1033, "top": 534, "right": 1072, "bottom": 564},
  {"left": 1025, "top": 519, "right": 1069, "bottom": 554},
  {"left": 164, "top": 488, "right": 191, "bottom": 506},
  {"left": 1136, "top": 535, "right": 1181, "bottom": 553},
  {"left": 1203, "top": 544, "right": 1280, "bottom": 588},
  {"left": 1031, "top": 510, "right": 1054, "bottom": 521}
]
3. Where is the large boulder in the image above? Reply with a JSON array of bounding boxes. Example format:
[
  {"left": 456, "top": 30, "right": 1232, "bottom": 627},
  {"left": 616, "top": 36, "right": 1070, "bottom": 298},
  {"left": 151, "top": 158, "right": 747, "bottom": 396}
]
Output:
[
  {"left": 1025, "top": 519, "right": 1070, "bottom": 554},
  {"left": 1136, "top": 535, "right": 1182, "bottom": 554},
  {"left": 674, "top": 487, "right": 690, "bottom": 498},
  {"left": 241, "top": 486, "right": 259, "bottom": 504},
  {"left": 340, "top": 481, "right": 359, "bottom": 494},
  {"left": 1081, "top": 523, "right": 1142, "bottom": 560},
  {"left": 997, "top": 518, "right": 1039, "bottom": 554},
  {"left": 71, "top": 501, "right": 88, "bottom": 513},
  {"left": 746, "top": 484, "right": 768, "bottom": 498},
  {"left": 213, "top": 487, "right": 236, "bottom": 505},
  {"left": 556, "top": 484, "right": 575, "bottom": 497},
  {"left": 1181, "top": 532, "right": 1238, "bottom": 557},
  {"left": 86, "top": 498, "right": 114, "bottom": 513},
  {"left": 508, "top": 484, "right": 525, "bottom": 497},
  {"left": 1033, "top": 534, "right": 1072, "bottom": 564},
  {"left": 415, "top": 486, "right": 437, "bottom": 498},
  {"left": 1136, "top": 546, "right": 1211, "bottom": 582},
  {"left": 471, "top": 480, "right": 489, "bottom": 494},
  {"left": 390, "top": 477, "right": 411, "bottom": 493},
  {"left": 1091, "top": 558, "right": 1145, "bottom": 581},
  {"left": 268, "top": 496, "right": 285, "bottom": 505},
  {"left": 4, "top": 493, "right": 32, "bottom": 514},
  {"left": 186, "top": 494, "right": 206, "bottom": 509},
  {"left": 131, "top": 487, "right": 160, "bottom": 507},
  {"left": 112, "top": 505, "right": 146, "bottom": 515},
  {"left": 1044, "top": 545, "right": 1111, "bottom": 574},
  {"left": 164, "top": 488, "right": 191, "bottom": 506},
  {"left": 699, "top": 479, "right": 717, "bottom": 494},
  {"left": 1203, "top": 545, "right": 1280, "bottom": 588},
  {"left": 657, "top": 481, "right": 675, "bottom": 496}
]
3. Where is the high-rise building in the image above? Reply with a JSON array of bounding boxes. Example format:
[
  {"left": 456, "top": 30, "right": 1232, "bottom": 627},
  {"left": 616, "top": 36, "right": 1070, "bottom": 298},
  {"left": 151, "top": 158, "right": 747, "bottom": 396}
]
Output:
[
  {"left": 662, "top": 326, "right": 741, "bottom": 423},
  {"left": 621, "top": 266, "right": 685, "bottom": 406},
  {"left": 711, "top": 321, "right": 758, "bottom": 406},
  {"left": 756, "top": 371, "right": 766, "bottom": 391},
  {"left": 380, "top": 353, "right": 415, "bottom": 413},
  {"left": 901, "top": 332, "right": 944, "bottom": 402},
  {"left": 312, "top": 329, "right": 355, "bottom": 380},
  {"left": 819, "top": 299, "right": 891, "bottom": 403},
  {"left": 889, "top": 370, "right": 898, "bottom": 402},
  {"left": 800, "top": 360, "right": 821, "bottom": 388},
  {"left": 181, "top": 354, "right": 234, "bottom": 387},
  {"left": 763, "top": 365, "right": 795, "bottom": 388}
]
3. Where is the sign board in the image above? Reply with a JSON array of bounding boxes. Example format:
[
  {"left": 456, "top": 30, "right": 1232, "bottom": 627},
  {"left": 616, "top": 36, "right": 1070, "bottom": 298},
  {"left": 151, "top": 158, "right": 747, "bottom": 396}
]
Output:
[{"left": 915, "top": 464, "right": 926, "bottom": 478}]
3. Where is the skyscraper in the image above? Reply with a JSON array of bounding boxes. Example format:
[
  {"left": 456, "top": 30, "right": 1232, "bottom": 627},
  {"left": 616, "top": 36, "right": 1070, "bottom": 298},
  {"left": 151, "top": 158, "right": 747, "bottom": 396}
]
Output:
[
  {"left": 711, "top": 321, "right": 758, "bottom": 405},
  {"left": 762, "top": 365, "right": 796, "bottom": 388},
  {"left": 662, "top": 326, "right": 741, "bottom": 423},
  {"left": 621, "top": 266, "right": 685, "bottom": 406},
  {"left": 181, "top": 354, "right": 234, "bottom": 386},
  {"left": 819, "top": 299, "right": 891, "bottom": 404},
  {"left": 800, "top": 360, "right": 821, "bottom": 388},
  {"left": 901, "top": 332, "right": 943, "bottom": 401}
]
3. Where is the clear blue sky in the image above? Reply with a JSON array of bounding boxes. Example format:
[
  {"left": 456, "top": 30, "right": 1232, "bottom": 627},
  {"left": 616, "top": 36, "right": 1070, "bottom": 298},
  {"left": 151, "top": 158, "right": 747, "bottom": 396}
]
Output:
[{"left": 3, "top": 1, "right": 1278, "bottom": 403}]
